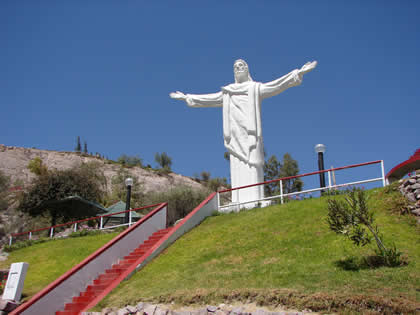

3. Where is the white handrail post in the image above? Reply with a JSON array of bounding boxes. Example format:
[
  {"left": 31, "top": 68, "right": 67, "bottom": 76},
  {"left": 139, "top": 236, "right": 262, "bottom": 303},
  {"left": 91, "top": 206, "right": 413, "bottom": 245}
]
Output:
[
  {"left": 9, "top": 236, "right": 12, "bottom": 246},
  {"left": 280, "top": 180, "right": 284, "bottom": 204},
  {"left": 29, "top": 232, "right": 32, "bottom": 240},
  {"left": 328, "top": 171, "right": 332, "bottom": 191},
  {"left": 216, "top": 192, "right": 220, "bottom": 212},
  {"left": 74, "top": 223, "right": 77, "bottom": 232},
  {"left": 100, "top": 217, "right": 103, "bottom": 229},
  {"left": 129, "top": 211, "right": 132, "bottom": 226},
  {"left": 381, "top": 160, "right": 386, "bottom": 187},
  {"left": 50, "top": 227, "right": 54, "bottom": 238}
]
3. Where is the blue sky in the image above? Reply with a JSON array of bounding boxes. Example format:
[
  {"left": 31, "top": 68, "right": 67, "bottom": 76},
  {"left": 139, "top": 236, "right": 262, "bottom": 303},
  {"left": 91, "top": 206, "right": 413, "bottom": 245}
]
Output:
[{"left": 1, "top": 1, "right": 419, "bottom": 190}]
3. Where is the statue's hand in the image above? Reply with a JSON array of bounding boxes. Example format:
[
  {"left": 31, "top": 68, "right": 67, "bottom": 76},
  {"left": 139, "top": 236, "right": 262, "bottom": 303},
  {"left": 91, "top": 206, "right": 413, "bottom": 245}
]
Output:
[
  {"left": 169, "top": 91, "right": 187, "bottom": 101},
  {"left": 299, "top": 61, "right": 317, "bottom": 75}
]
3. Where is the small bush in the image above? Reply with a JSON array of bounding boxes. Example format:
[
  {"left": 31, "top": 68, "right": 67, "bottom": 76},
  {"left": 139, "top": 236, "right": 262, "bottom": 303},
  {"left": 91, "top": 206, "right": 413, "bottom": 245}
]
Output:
[
  {"left": 326, "top": 188, "right": 407, "bottom": 267},
  {"left": 143, "top": 186, "right": 211, "bottom": 226},
  {"left": 4, "top": 238, "right": 50, "bottom": 252}
]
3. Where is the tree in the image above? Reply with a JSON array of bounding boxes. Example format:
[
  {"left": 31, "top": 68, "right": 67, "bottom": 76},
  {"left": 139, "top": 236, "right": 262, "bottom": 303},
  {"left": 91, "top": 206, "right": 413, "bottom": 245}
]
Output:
[
  {"left": 155, "top": 152, "right": 172, "bottom": 171},
  {"left": 75, "top": 136, "right": 81, "bottom": 152},
  {"left": 327, "top": 188, "right": 404, "bottom": 267},
  {"left": 27, "top": 157, "right": 49, "bottom": 176},
  {"left": 19, "top": 165, "right": 105, "bottom": 227},
  {"left": 117, "top": 154, "right": 143, "bottom": 167},
  {"left": 107, "top": 168, "right": 143, "bottom": 208},
  {"left": 279, "top": 153, "right": 303, "bottom": 194},
  {"left": 224, "top": 151, "right": 230, "bottom": 162},
  {"left": 83, "top": 141, "right": 88, "bottom": 154},
  {"left": 0, "top": 170, "right": 10, "bottom": 210},
  {"left": 264, "top": 155, "right": 282, "bottom": 196},
  {"left": 196, "top": 171, "right": 228, "bottom": 192},
  {"left": 264, "top": 153, "right": 302, "bottom": 197}
]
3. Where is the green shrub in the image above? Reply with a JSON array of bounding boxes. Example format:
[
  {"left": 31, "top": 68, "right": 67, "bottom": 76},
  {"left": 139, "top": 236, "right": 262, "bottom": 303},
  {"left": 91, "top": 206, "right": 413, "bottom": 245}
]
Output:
[
  {"left": 4, "top": 238, "right": 50, "bottom": 252},
  {"left": 143, "top": 186, "right": 211, "bottom": 226},
  {"left": 326, "top": 188, "right": 406, "bottom": 267}
]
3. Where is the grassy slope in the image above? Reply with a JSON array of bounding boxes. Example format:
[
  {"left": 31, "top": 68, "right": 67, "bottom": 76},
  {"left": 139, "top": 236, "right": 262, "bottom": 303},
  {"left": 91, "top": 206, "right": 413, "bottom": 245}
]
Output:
[
  {"left": 95, "top": 188, "right": 419, "bottom": 313},
  {"left": 0, "top": 232, "right": 118, "bottom": 299},
  {"left": 0, "top": 188, "right": 418, "bottom": 313}
]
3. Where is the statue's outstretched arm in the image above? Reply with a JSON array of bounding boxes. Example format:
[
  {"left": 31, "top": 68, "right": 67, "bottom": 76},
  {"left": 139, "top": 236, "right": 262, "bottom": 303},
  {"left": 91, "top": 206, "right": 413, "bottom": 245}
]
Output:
[
  {"left": 170, "top": 90, "right": 223, "bottom": 108},
  {"left": 260, "top": 61, "right": 317, "bottom": 99}
]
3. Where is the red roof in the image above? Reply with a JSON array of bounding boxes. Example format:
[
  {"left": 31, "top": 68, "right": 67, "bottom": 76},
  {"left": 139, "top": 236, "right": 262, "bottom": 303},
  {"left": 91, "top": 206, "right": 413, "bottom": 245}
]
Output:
[{"left": 386, "top": 149, "right": 420, "bottom": 183}]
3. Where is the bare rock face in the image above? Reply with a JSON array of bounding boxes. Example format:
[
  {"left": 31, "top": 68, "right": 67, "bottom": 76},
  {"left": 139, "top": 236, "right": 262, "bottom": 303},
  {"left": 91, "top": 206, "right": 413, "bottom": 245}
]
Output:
[{"left": 0, "top": 144, "right": 204, "bottom": 194}]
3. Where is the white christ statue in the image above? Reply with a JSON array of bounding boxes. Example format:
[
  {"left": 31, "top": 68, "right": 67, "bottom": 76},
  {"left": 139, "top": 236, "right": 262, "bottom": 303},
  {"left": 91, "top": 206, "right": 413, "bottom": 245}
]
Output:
[{"left": 170, "top": 59, "right": 317, "bottom": 209}]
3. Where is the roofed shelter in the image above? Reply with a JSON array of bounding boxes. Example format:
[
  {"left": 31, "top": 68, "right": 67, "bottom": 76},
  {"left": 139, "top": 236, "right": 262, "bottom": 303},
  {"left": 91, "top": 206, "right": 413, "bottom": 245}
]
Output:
[
  {"left": 386, "top": 149, "right": 420, "bottom": 183},
  {"left": 101, "top": 201, "right": 142, "bottom": 227}
]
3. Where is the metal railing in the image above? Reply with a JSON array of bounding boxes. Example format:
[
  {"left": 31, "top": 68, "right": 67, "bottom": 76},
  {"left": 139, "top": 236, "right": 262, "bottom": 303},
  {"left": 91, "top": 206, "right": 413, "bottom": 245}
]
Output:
[
  {"left": 217, "top": 160, "right": 386, "bottom": 212},
  {"left": 9, "top": 203, "right": 164, "bottom": 246}
]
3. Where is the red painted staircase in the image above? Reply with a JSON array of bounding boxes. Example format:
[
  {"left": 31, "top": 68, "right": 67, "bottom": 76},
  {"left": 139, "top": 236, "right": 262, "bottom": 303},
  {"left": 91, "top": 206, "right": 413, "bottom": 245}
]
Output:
[{"left": 55, "top": 227, "right": 173, "bottom": 315}]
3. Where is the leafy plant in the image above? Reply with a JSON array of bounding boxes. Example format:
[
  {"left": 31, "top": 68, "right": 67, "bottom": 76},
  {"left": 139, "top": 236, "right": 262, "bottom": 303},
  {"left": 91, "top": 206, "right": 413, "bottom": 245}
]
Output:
[
  {"left": 117, "top": 154, "right": 143, "bottom": 168},
  {"left": 326, "top": 188, "right": 406, "bottom": 267},
  {"left": 19, "top": 165, "right": 106, "bottom": 227},
  {"left": 154, "top": 152, "right": 172, "bottom": 171},
  {"left": 27, "top": 157, "right": 49, "bottom": 176}
]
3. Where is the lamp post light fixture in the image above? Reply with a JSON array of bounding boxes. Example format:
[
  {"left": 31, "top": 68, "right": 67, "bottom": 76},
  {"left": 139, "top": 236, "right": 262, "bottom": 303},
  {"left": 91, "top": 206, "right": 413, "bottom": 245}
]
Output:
[
  {"left": 124, "top": 178, "right": 133, "bottom": 224},
  {"left": 314, "top": 144, "right": 326, "bottom": 192}
]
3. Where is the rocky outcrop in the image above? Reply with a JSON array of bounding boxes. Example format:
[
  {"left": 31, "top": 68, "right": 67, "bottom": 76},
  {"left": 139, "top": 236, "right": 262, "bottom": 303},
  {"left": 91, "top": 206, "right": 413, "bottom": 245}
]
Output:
[
  {"left": 0, "top": 144, "right": 203, "bottom": 194},
  {"left": 398, "top": 173, "right": 420, "bottom": 223},
  {"left": 0, "top": 145, "right": 207, "bottom": 245}
]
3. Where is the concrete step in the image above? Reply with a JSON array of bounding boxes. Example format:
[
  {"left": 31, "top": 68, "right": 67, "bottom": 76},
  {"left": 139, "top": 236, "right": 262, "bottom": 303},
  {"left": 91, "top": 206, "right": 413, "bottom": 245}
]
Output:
[{"left": 64, "top": 302, "right": 86, "bottom": 311}]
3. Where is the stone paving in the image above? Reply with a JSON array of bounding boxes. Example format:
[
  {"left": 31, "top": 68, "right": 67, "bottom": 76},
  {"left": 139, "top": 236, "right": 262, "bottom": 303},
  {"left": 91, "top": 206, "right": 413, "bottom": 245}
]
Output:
[{"left": 82, "top": 302, "right": 320, "bottom": 315}]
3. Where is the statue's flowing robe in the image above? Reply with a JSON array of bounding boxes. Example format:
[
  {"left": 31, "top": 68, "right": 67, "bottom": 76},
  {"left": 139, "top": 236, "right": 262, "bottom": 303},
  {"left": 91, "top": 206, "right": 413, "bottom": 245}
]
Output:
[{"left": 185, "top": 69, "right": 303, "bottom": 204}]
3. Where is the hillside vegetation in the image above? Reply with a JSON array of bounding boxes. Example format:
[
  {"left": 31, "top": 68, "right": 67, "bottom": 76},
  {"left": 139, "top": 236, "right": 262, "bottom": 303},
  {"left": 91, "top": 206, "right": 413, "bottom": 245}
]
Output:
[
  {"left": 96, "top": 188, "right": 419, "bottom": 313},
  {"left": 1, "top": 187, "right": 419, "bottom": 313}
]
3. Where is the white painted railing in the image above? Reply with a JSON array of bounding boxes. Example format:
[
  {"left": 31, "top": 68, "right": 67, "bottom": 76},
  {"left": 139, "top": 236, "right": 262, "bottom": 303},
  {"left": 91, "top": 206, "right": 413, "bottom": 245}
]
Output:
[{"left": 218, "top": 160, "right": 386, "bottom": 212}]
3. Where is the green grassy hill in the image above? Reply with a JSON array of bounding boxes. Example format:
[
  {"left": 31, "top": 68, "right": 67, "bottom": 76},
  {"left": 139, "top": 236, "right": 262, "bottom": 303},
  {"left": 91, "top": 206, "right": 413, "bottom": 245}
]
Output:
[
  {"left": 96, "top": 188, "right": 419, "bottom": 313},
  {"left": 1, "top": 187, "right": 419, "bottom": 313},
  {"left": 0, "top": 232, "right": 118, "bottom": 298}
]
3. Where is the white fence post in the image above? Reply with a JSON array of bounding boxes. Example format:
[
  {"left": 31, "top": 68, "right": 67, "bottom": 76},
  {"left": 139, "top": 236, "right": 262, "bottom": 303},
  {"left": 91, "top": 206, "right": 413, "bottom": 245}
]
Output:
[
  {"left": 100, "top": 217, "right": 103, "bottom": 229},
  {"left": 49, "top": 227, "right": 54, "bottom": 238},
  {"left": 216, "top": 192, "right": 220, "bottom": 212},
  {"left": 381, "top": 160, "right": 386, "bottom": 187},
  {"left": 129, "top": 211, "right": 132, "bottom": 226},
  {"left": 328, "top": 171, "right": 332, "bottom": 190},
  {"left": 280, "top": 180, "right": 284, "bottom": 204},
  {"left": 29, "top": 232, "right": 32, "bottom": 240},
  {"left": 9, "top": 236, "right": 12, "bottom": 246}
]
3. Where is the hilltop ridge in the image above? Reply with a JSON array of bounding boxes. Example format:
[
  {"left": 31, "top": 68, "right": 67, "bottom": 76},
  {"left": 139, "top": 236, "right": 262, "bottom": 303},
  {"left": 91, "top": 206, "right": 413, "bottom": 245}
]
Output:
[
  {"left": 0, "top": 144, "right": 204, "bottom": 194},
  {"left": 0, "top": 144, "right": 207, "bottom": 244}
]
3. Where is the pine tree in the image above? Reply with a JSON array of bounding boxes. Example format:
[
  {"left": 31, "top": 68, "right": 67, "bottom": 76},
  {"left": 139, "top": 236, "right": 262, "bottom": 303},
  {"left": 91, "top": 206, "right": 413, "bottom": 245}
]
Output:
[
  {"left": 75, "top": 136, "right": 81, "bottom": 152},
  {"left": 84, "top": 141, "right": 88, "bottom": 154}
]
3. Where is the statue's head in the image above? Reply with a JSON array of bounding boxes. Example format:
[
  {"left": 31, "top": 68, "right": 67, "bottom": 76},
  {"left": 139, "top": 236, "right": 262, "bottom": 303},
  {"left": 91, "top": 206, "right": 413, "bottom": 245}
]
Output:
[{"left": 234, "top": 59, "right": 253, "bottom": 83}]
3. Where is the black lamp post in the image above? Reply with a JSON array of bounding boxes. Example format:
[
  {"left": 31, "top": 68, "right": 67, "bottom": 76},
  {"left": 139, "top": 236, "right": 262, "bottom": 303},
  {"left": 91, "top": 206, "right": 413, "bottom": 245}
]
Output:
[
  {"left": 314, "top": 144, "right": 326, "bottom": 191},
  {"left": 124, "top": 178, "right": 133, "bottom": 224}
]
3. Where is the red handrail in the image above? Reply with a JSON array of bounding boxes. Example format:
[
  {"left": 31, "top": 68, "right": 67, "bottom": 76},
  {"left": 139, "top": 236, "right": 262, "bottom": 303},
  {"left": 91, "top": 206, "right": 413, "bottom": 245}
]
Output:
[
  {"left": 218, "top": 160, "right": 382, "bottom": 193},
  {"left": 11, "top": 203, "right": 162, "bottom": 237},
  {"left": 9, "top": 202, "right": 168, "bottom": 315}
]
